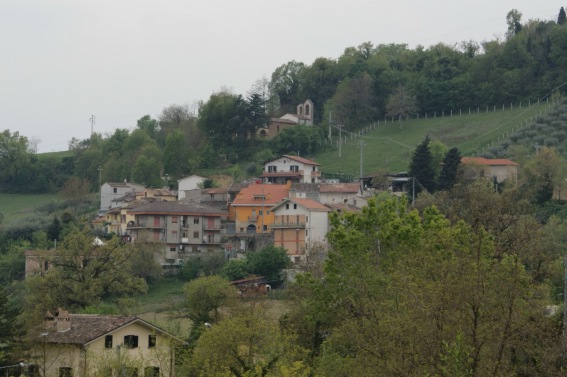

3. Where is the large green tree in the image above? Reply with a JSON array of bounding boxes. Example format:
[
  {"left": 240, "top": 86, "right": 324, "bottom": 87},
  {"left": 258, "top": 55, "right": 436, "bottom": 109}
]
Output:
[
  {"left": 409, "top": 136, "right": 437, "bottom": 195},
  {"left": 437, "top": 147, "right": 461, "bottom": 191},
  {"left": 0, "top": 130, "right": 32, "bottom": 188},
  {"left": 285, "top": 197, "right": 563, "bottom": 376},
  {"left": 21, "top": 225, "right": 147, "bottom": 311}
]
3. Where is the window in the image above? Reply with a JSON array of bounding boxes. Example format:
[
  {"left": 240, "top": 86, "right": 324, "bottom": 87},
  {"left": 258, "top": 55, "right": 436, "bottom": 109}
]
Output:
[
  {"left": 59, "top": 367, "right": 73, "bottom": 377},
  {"left": 193, "top": 231, "right": 199, "bottom": 239},
  {"left": 124, "top": 335, "right": 139, "bottom": 348},
  {"left": 170, "top": 247, "right": 176, "bottom": 252},
  {"left": 172, "top": 231, "right": 178, "bottom": 240},
  {"left": 268, "top": 165, "right": 277, "bottom": 172},
  {"left": 290, "top": 165, "right": 299, "bottom": 172},
  {"left": 148, "top": 335, "right": 157, "bottom": 348},
  {"left": 285, "top": 204, "right": 289, "bottom": 210},
  {"left": 263, "top": 225, "right": 268, "bottom": 231},
  {"left": 113, "top": 188, "right": 117, "bottom": 193},
  {"left": 194, "top": 218, "right": 199, "bottom": 224},
  {"left": 105, "top": 335, "right": 113, "bottom": 349},
  {"left": 144, "top": 367, "right": 160, "bottom": 377},
  {"left": 120, "top": 367, "right": 138, "bottom": 377},
  {"left": 305, "top": 104, "right": 310, "bottom": 116},
  {"left": 293, "top": 204, "right": 297, "bottom": 209},
  {"left": 171, "top": 216, "right": 178, "bottom": 224}
]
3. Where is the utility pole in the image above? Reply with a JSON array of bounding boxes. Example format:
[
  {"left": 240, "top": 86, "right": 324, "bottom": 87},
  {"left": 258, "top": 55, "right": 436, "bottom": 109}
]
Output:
[
  {"left": 358, "top": 139, "right": 365, "bottom": 180},
  {"left": 98, "top": 166, "right": 103, "bottom": 192},
  {"left": 338, "top": 124, "right": 342, "bottom": 159},
  {"left": 90, "top": 115, "right": 96, "bottom": 137},
  {"left": 328, "top": 111, "right": 332, "bottom": 141}
]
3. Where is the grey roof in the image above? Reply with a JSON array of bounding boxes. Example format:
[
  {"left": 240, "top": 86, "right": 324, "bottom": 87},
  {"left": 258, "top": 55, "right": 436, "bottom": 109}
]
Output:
[{"left": 127, "top": 201, "right": 228, "bottom": 216}]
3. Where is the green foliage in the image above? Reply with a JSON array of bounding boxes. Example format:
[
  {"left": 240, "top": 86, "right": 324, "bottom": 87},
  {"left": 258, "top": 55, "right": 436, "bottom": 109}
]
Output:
[
  {"left": 0, "top": 286, "right": 21, "bottom": 365},
  {"left": 183, "top": 275, "right": 237, "bottom": 325},
  {"left": 437, "top": 147, "right": 461, "bottom": 191},
  {"left": 222, "top": 259, "right": 250, "bottom": 281},
  {"left": 20, "top": 225, "right": 147, "bottom": 312},
  {"left": 285, "top": 197, "right": 563, "bottom": 375},
  {"left": 409, "top": 135, "right": 437, "bottom": 194},
  {"left": 246, "top": 246, "right": 290, "bottom": 283},
  {"left": 269, "top": 126, "right": 325, "bottom": 156}
]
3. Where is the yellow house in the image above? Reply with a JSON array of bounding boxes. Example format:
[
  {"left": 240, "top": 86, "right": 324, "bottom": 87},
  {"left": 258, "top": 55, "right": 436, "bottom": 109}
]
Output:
[
  {"left": 230, "top": 182, "right": 290, "bottom": 233},
  {"left": 24, "top": 308, "right": 184, "bottom": 377}
]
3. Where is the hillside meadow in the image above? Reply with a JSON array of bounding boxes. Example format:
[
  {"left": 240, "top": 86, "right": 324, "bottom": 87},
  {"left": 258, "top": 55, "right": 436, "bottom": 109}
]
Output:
[
  {"left": 0, "top": 193, "right": 60, "bottom": 224},
  {"left": 315, "top": 101, "right": 551, "bottom": 175}
]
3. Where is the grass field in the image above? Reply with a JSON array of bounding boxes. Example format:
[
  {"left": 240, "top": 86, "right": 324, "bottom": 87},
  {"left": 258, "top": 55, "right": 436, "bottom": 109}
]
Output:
[
  {"left": 315, "top": 101, "right": 552, "bottom": 175},
  {"left": 0, "top": 193, "right": 60, "bottom": 224}
]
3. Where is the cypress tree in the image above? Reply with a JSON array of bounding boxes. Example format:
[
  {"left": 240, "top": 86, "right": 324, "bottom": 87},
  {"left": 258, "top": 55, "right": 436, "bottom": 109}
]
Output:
[
  {"left": 558, "top": 7, "right": 566, "bottom": 25},
  {"left": 408, "top": 136, "right": 436, "bottom": 195},
  {"left": 437, "top": 147, "right": 461, "bottom": 191}
]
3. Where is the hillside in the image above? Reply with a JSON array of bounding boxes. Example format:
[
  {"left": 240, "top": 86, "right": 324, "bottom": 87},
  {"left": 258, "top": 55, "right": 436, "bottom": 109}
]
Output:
[{"left": 314, "top": 100, "right": 557, "bottom": 176}]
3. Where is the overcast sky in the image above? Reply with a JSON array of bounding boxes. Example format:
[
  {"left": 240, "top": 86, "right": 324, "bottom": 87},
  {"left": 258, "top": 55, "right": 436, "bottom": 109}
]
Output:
[{"left": 1, "top": 1, "right": 560, "bottom": 152}]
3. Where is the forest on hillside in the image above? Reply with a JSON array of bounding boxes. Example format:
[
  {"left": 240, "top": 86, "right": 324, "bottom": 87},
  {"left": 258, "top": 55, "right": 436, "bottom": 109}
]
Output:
[{"left": 1, "top": 8, "right": 567, "bottom": 194}]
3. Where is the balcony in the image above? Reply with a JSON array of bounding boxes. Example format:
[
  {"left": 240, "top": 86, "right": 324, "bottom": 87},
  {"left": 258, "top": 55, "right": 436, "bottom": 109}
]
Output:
[{"left": 271, "top": 222, "right": 305, "bottom": 229}]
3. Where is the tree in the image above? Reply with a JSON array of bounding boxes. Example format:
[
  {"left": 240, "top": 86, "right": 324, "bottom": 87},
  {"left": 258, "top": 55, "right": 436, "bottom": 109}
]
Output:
[
  {"left": 181, "top": 312, "right": 310, "bottom": 377},
  {"left": 506, "top": 9, "right": 523, "bottom": 39},
  {"left": 0, "top": 129, "right": 32, "bottom": 187},
  {"left": 437, "top": 147, "right": 461, "bottom": 191},
  {"left": 385, "top": 86, "right": 418, "bottom": 129},
  {"left": 246, "top": 246, "right": 290, "bottom": 283},
  {"left": 558, "top": 7, "right": 567, "bottom": 25},
  {"left": 409, "top": 136, "right": 437, "bottom": 194},
  {"left": 183, "top": 275, "right": 237, "bottom": 326},
  {"left": 21, "top": 225, "right": 147, "bottom": 311},
  {"left": 520, "top": 147, "right": 566, "bottom": 206},
  {"left": 159, "top": 104, "right": 193, "bottom": 125},
  {"left": 330, "top": 72, "right": 376, "bottom": 130},
  {"left": 285, "top": 197, "right": 563, "bottom": 376},
  {"left": 269, "top": 125, "right": 324, "bottom": 156},
  {"left": 162, "top": 129, "right": 189, "bottom": 182},
  {"left": 270, "top": 61, "right": 306, "bottom": 115},
  {"left": 0, "top": 286, "right": 21, "bottom": 365}
]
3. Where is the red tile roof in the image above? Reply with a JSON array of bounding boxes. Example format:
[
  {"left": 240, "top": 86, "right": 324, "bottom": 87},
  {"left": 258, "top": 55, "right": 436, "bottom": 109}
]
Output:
[
  {"left": 461, "top": 157, "right": 519, "bottom": 166},
  {"left": 282, "top": 155, "right": 320, "bottom": 166},
  {"left": 320, "top": 183, "right": 360, "bottom": 193},
  {"left": 232, "top": 183, "right": 290, "bottom": 206}
]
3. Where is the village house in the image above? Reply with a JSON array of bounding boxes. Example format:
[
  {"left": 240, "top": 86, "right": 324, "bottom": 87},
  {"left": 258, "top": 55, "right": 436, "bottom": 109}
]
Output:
[
  {"left": 100, "top": 181, "right": 145, "bottom": 213},
  {"left": 126, "top": 201, "right": 228, "bottom": 271},
  {"left": 177, "top": 175, "right": 206, "bottom": 199},
  {"left": 289, "top": 182, "right": 362, "bottom": 204},
  {"left": 271, "top": 198, "right": 331, "bottom": 264},
  {"left": 23, "top": 308, "right": 183, "bottom": 377},
  {"left": 461, "top": 157, "right": 519, "bottom": 184},
  {"left": 260, "top": 155, "right": 321, "bottom": 184},
  {"left": 230, "top": 182, "right": 291, "bottom": 234}
]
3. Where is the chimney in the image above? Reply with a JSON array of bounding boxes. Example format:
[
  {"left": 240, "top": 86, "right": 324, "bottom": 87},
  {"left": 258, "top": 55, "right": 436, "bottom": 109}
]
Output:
[{"left": 55, "top": 308, "right": 71, "bottom": 332}]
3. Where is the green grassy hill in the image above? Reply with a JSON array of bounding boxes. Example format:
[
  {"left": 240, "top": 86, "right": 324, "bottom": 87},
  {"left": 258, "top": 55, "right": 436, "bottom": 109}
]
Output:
[
  {"left": 314, "top": 101, "right": 554, "bottom": 176},
  {"left": 0, "top": 193, "right": 60, "bottom": 224}
]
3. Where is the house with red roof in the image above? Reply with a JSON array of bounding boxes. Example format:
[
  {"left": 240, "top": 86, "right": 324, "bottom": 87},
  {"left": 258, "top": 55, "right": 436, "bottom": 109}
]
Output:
[
  {"left": 271, "top": 198, "right": 331, "bottom": 264},
  {"left": 461, "top": 157, "right": 519, "bottom": 184},
  {"left": 230, "top": 182, "right": 291, "bottom": 234},
  {"left": 260, "top": 155, "right": 321, "bottom": 184}
]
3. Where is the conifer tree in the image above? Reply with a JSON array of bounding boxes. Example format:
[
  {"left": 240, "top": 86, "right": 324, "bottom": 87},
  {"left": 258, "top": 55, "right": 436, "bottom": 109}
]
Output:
[
  {"left": 437, "top": 147, "right": 461, "bottom": 191},
  {"left": 409, "top": 136, "right": 436, "bottom": 195},
  {"left": 558, "top": 7, "right": 566, "bottom": 25}
]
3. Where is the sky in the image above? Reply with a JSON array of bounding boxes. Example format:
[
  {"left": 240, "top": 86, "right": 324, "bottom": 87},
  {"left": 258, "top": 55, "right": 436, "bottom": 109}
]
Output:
[{"left": 1, "top": 1, "right": 560, "bottom": 153}]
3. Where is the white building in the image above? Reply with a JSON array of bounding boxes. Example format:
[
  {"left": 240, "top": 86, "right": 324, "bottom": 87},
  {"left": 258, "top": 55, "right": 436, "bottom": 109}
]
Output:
[
  {"left": 260, "top": 155, "right": 321, "bottom": 184},
  {"left": 100, "top": 181, "right": 145, "bottom": 212}
]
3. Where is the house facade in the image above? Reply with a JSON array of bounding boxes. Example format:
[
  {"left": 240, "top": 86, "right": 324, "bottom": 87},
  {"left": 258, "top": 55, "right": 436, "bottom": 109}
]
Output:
[
  {"left": 260, "top": 100, "right": 315, "bottom": 139},
  {"left": 461, "top": 157, "right": 519, "bottom": 184},
  {"left": 260, "top": 155, "right": 321, "bottom": 184},
  {"left": 177, "top": 175, "right": 206, "bottom": 199},
  {"left": 271, "top": 198, "right": 331, "bottom": 264},
  {"left": 230, "top": 183, "right": 290, "bottom": 234},
  {"left": 24, "top": 308, "right": 182, "bottom": 377},
  {"left": 100, "top": 181, "right": 145, "bottom": 212},
  {"left": 126, "top": 201, "right": 228, "bottom": 269}
]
